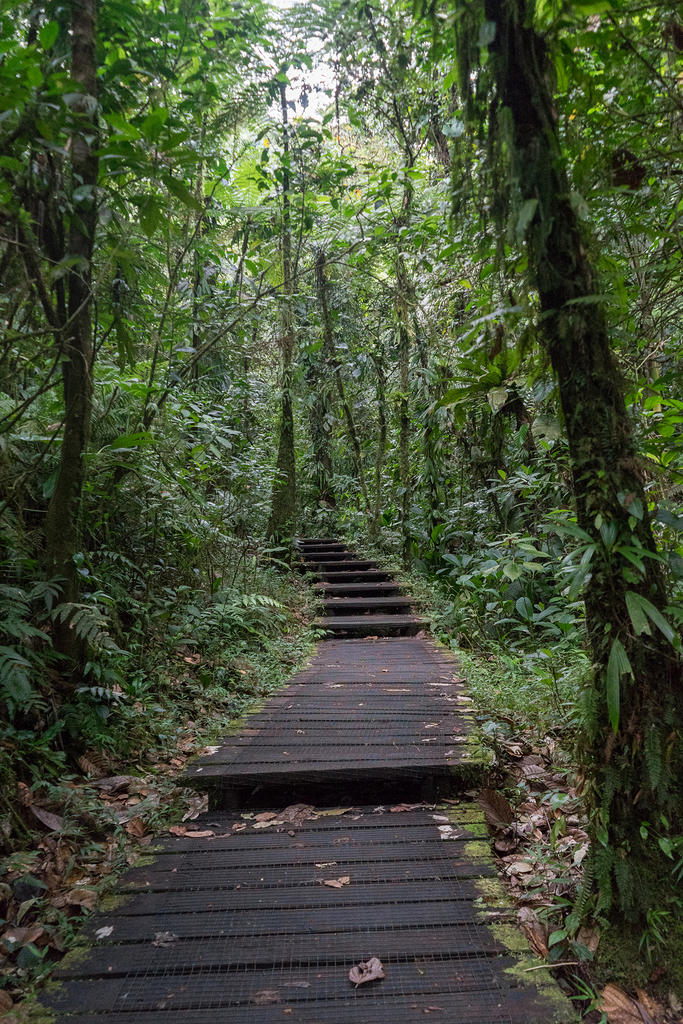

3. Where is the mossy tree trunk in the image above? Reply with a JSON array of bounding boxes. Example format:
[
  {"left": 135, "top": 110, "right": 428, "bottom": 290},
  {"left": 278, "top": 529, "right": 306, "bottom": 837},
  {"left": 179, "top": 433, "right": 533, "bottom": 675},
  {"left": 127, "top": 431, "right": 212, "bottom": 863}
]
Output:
[
  {"left": 315, "top": 250, "right": 369, "bottom": 509},
  {"left": 485, "top": 0, "right": 682, "bottom": 922},
  {"left": 44, "top": 0, "right": 98, "bottom": 661},
  {"left": 266, "top": 80, "right": 297, "bottom": 542},
  {"left": 371, "top": 346, "right": 388, "bottom": 538}
]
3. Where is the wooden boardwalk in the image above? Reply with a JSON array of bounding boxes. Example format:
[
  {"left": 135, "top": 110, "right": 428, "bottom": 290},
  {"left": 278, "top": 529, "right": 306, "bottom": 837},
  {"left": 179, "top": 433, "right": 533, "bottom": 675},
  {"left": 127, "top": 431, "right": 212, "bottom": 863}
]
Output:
[{"left": 41, "top": 539, "right": 575, "bottom": 1023}]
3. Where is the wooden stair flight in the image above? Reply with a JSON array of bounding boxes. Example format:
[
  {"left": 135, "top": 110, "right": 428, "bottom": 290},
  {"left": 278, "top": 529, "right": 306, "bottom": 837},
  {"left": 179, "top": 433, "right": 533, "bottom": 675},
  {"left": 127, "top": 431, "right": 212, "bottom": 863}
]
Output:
[
  {"left": 39, "top": 536, "right": 575, "bottom": 1024},
  {"left": 300, "top": 539, "right": 428, "bottom": 638}
]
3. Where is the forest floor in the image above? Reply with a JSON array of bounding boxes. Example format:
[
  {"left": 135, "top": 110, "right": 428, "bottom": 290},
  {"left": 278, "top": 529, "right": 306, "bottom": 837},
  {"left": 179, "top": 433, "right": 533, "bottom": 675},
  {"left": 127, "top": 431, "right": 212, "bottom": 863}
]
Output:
[{"left": 1, "top": 566, "right": 681, "bottom": 1023}]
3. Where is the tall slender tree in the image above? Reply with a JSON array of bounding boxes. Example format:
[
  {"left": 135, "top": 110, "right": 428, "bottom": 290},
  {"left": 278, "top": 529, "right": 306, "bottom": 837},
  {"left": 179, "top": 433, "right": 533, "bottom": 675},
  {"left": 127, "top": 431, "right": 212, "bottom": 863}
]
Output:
[{"left": 436, "top": 0, "right": 682, "bottom": 924}]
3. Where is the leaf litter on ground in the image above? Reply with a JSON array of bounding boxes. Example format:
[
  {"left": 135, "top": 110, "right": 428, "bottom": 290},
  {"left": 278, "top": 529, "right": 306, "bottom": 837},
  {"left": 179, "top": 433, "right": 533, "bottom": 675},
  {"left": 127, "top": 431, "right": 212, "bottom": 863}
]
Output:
[{"left": 478, "top": 715, "right": 682, "bottom": 1022}]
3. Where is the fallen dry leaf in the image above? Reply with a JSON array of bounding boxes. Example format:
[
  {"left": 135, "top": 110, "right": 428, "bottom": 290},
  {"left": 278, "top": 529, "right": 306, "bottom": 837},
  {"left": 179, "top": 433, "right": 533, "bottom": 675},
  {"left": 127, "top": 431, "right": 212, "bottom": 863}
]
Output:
[
  {"left": 576, "top": 925, "right": 600, "bottom": 955},
  {"left": 494, "top": 833, "right": 520, "bottom": 855},
  {"left": 252, "top": 989, "right": 280, "bottom": 1005},
  {"left": 479, "top": 788, "right": 515, "bottom": 829},
  {"left": 0, "top": 924, "right": 44, "bottom": 951},
  {"left": 349, "top": 956, "right": 385, "bottom": 987},
  {"left": 600, "top": 983, "right": 648, "bottom": 1024},
  {"left": 184, "top": 830, "right": 214, "bottom": 838},
  {"left": 65, "top": 888, "right": 98, "bottom": 911},
  {"left": 390, "top": 803, "right": 425, "bottom": 812},
  {"left": 635, "top": 988, "right": 666, "bottom": 1020},
  {"left": 125, "top": 817, "right": 145, "bottom": 838},
  {"left": 437, "top": 825, "right": 462, "bottom": 840},
  {"left": 30, "top": 806, "right": 64, "bottom": 832},
  {"left": 17, "top": 782, "right": 32, "bottom": 807},
  {"left": 323, "top": 876, "right": 350, "bottom": 888},
  {"left": 518, "top": 907, "right": 548, "bottom": 958},
  {"left": 168, "top": 825, "right": 187, "bottom": 836},
  {"left": 0, "top": 990, "right": 14, "bottom": 1012},
  {"left": 507, "top": 860, "right": 534, "bottom": 875},
  {"left": 92, "top": 775, "right": 144, "bottom": 794},
  {"left": 152, "top": 931, "right": 179, "bottom": 947}
]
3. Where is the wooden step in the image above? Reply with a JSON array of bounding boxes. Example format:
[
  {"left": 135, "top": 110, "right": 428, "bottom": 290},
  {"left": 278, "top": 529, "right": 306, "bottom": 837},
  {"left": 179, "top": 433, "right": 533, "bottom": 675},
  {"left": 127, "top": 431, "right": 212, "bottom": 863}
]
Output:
[
  {"left": 317, "top": 569, "right": 393, "bottom": 582},
  {"left": 308, "top": 558, "right": 377, "bottom": 571},
  {"left": 298, "top": 543, "right": 347, "bottom": 552},
  {"left": 314, "top": 581, "right": 403, "bottom": 595},
  {"left": 299, "top": 540, "right": 342, "bottom": 548},
  {"left": 314, "top": 614, "right": 427, "bottom": 637},
  {"left": 301, "top": 550, "right": 356, "bottom": 562},
  {"left": 321, "top": 596, "right": 413, "bottom": 613}
]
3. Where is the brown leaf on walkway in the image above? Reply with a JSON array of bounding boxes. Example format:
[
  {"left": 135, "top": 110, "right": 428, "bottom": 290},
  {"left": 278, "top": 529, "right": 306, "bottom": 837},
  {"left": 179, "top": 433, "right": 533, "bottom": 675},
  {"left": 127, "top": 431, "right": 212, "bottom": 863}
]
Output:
[
  {"left": 184, "top": 830, "right": 214, "bottom": 838},
  {"left": 349, "top": 956, "right": 385, "bottom": 987},
  {"left": 479, "top": 788, "right": 514, "bottom": 829},
  {"left": 599, "top": 984, "right": 648, "bottom": 1023},
  {"left": 253, "top": 989, "right": 280, "bottom": 1005},
  {"left": 152, "top": 931, "right": 179, "bottom": 947},
  {"left": 323, "top": 876, "right": 350, "bottom": 888},
  {"left": 390, "top": 803, "right": 425, "bottom": 812},
  {"left": 168, "top": 825, "right": 187, "bottom": 836},
  {"left": 30, "top": 806, "right": 63, "bottom": 832}
]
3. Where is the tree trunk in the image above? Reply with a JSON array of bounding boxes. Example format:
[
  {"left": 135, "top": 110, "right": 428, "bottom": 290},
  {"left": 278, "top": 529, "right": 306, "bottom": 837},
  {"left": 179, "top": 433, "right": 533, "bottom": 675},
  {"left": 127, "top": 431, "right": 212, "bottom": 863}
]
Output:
[
  {"left": 44, "top": 0, "right": 98, "bottom": 661},
  {"left": 266, "top": 80, "right": 297, "bottom": 541},
  {"left": 315, "top": 250, "right": 368, "bottom": 508},
  {"left": 395, "top": 252, "right": 413, "bottom": 561},
  {"left": 371, "top": 347, "right": 388, "bottom": 538},
  {"left": 306, "top": 358, "right": 335, "bottom": 507},
  {"left": 486, "top": 0, "right": 682, "bottom": 922}
]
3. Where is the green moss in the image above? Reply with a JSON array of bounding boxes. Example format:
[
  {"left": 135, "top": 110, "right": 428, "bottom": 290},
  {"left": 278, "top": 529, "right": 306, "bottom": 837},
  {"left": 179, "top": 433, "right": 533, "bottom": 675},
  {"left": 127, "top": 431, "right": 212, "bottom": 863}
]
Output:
[
  {"left": 54, "top": 945, "right": 92, "bottom": 971},
  {"left": 593, "top": 919, "right": 683, "bottom": 999},
  {"left": 222, "top": 700, "right": 266, "bottom": 735},
  {"left": 436, "top": 803, "right": 486, "bottom": 824},
  {"left": 473, "top": 875, "right": 512, "bottom": 905},
  {"left": 129, "top": 853, "right": 156, "bottom": 868},
  {"left": 463, "top": 839, "right": 492, "bottom": 860},
  {"left": 99, "top": 893, "right": 130, "bottom": 913},
  {"left": 501, "top": 957, "right": 579, "bottom": 1022},
  {"left": 488, "top": 920, "right": 529, "bottom": 953}
]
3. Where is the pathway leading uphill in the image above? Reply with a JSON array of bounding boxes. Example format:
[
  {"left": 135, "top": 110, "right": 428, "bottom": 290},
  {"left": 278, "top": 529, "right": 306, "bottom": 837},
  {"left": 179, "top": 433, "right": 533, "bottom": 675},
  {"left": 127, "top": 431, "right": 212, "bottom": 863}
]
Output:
[{"left": 42, "top": 540, "right": 575, "bottom": 1023}]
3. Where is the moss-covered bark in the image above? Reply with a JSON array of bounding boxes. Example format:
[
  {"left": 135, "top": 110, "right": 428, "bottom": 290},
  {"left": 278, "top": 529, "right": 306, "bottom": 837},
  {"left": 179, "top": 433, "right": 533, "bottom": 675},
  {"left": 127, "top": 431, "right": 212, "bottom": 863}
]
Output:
[
  {"left": 266, "top": 81, "right": 297, "bottom": 541},
  {"left": 44, "top": 0, "right": 98, "bottom": 661},
  {"left": 483, "top": 0, "right": 682, "bottom": 923}
]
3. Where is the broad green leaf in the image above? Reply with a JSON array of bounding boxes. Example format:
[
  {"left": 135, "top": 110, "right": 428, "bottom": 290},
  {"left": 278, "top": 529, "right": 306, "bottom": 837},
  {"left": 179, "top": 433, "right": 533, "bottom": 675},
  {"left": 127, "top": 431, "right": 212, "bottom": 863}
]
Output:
[
  {"left": 108, "top": 431, "right": 154, "bottom": 450},
  {"left": 625, "top": 592, "right": 675, "bottom": 644},
  {"left": 606, "top": 637, "right": 632, "bottom": 732},
  {"left": 515, "top": 199, "right": 538, "bottom": 239},
  {"left": 39, "top": 22, "right": 59, "bottom": 50}
]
